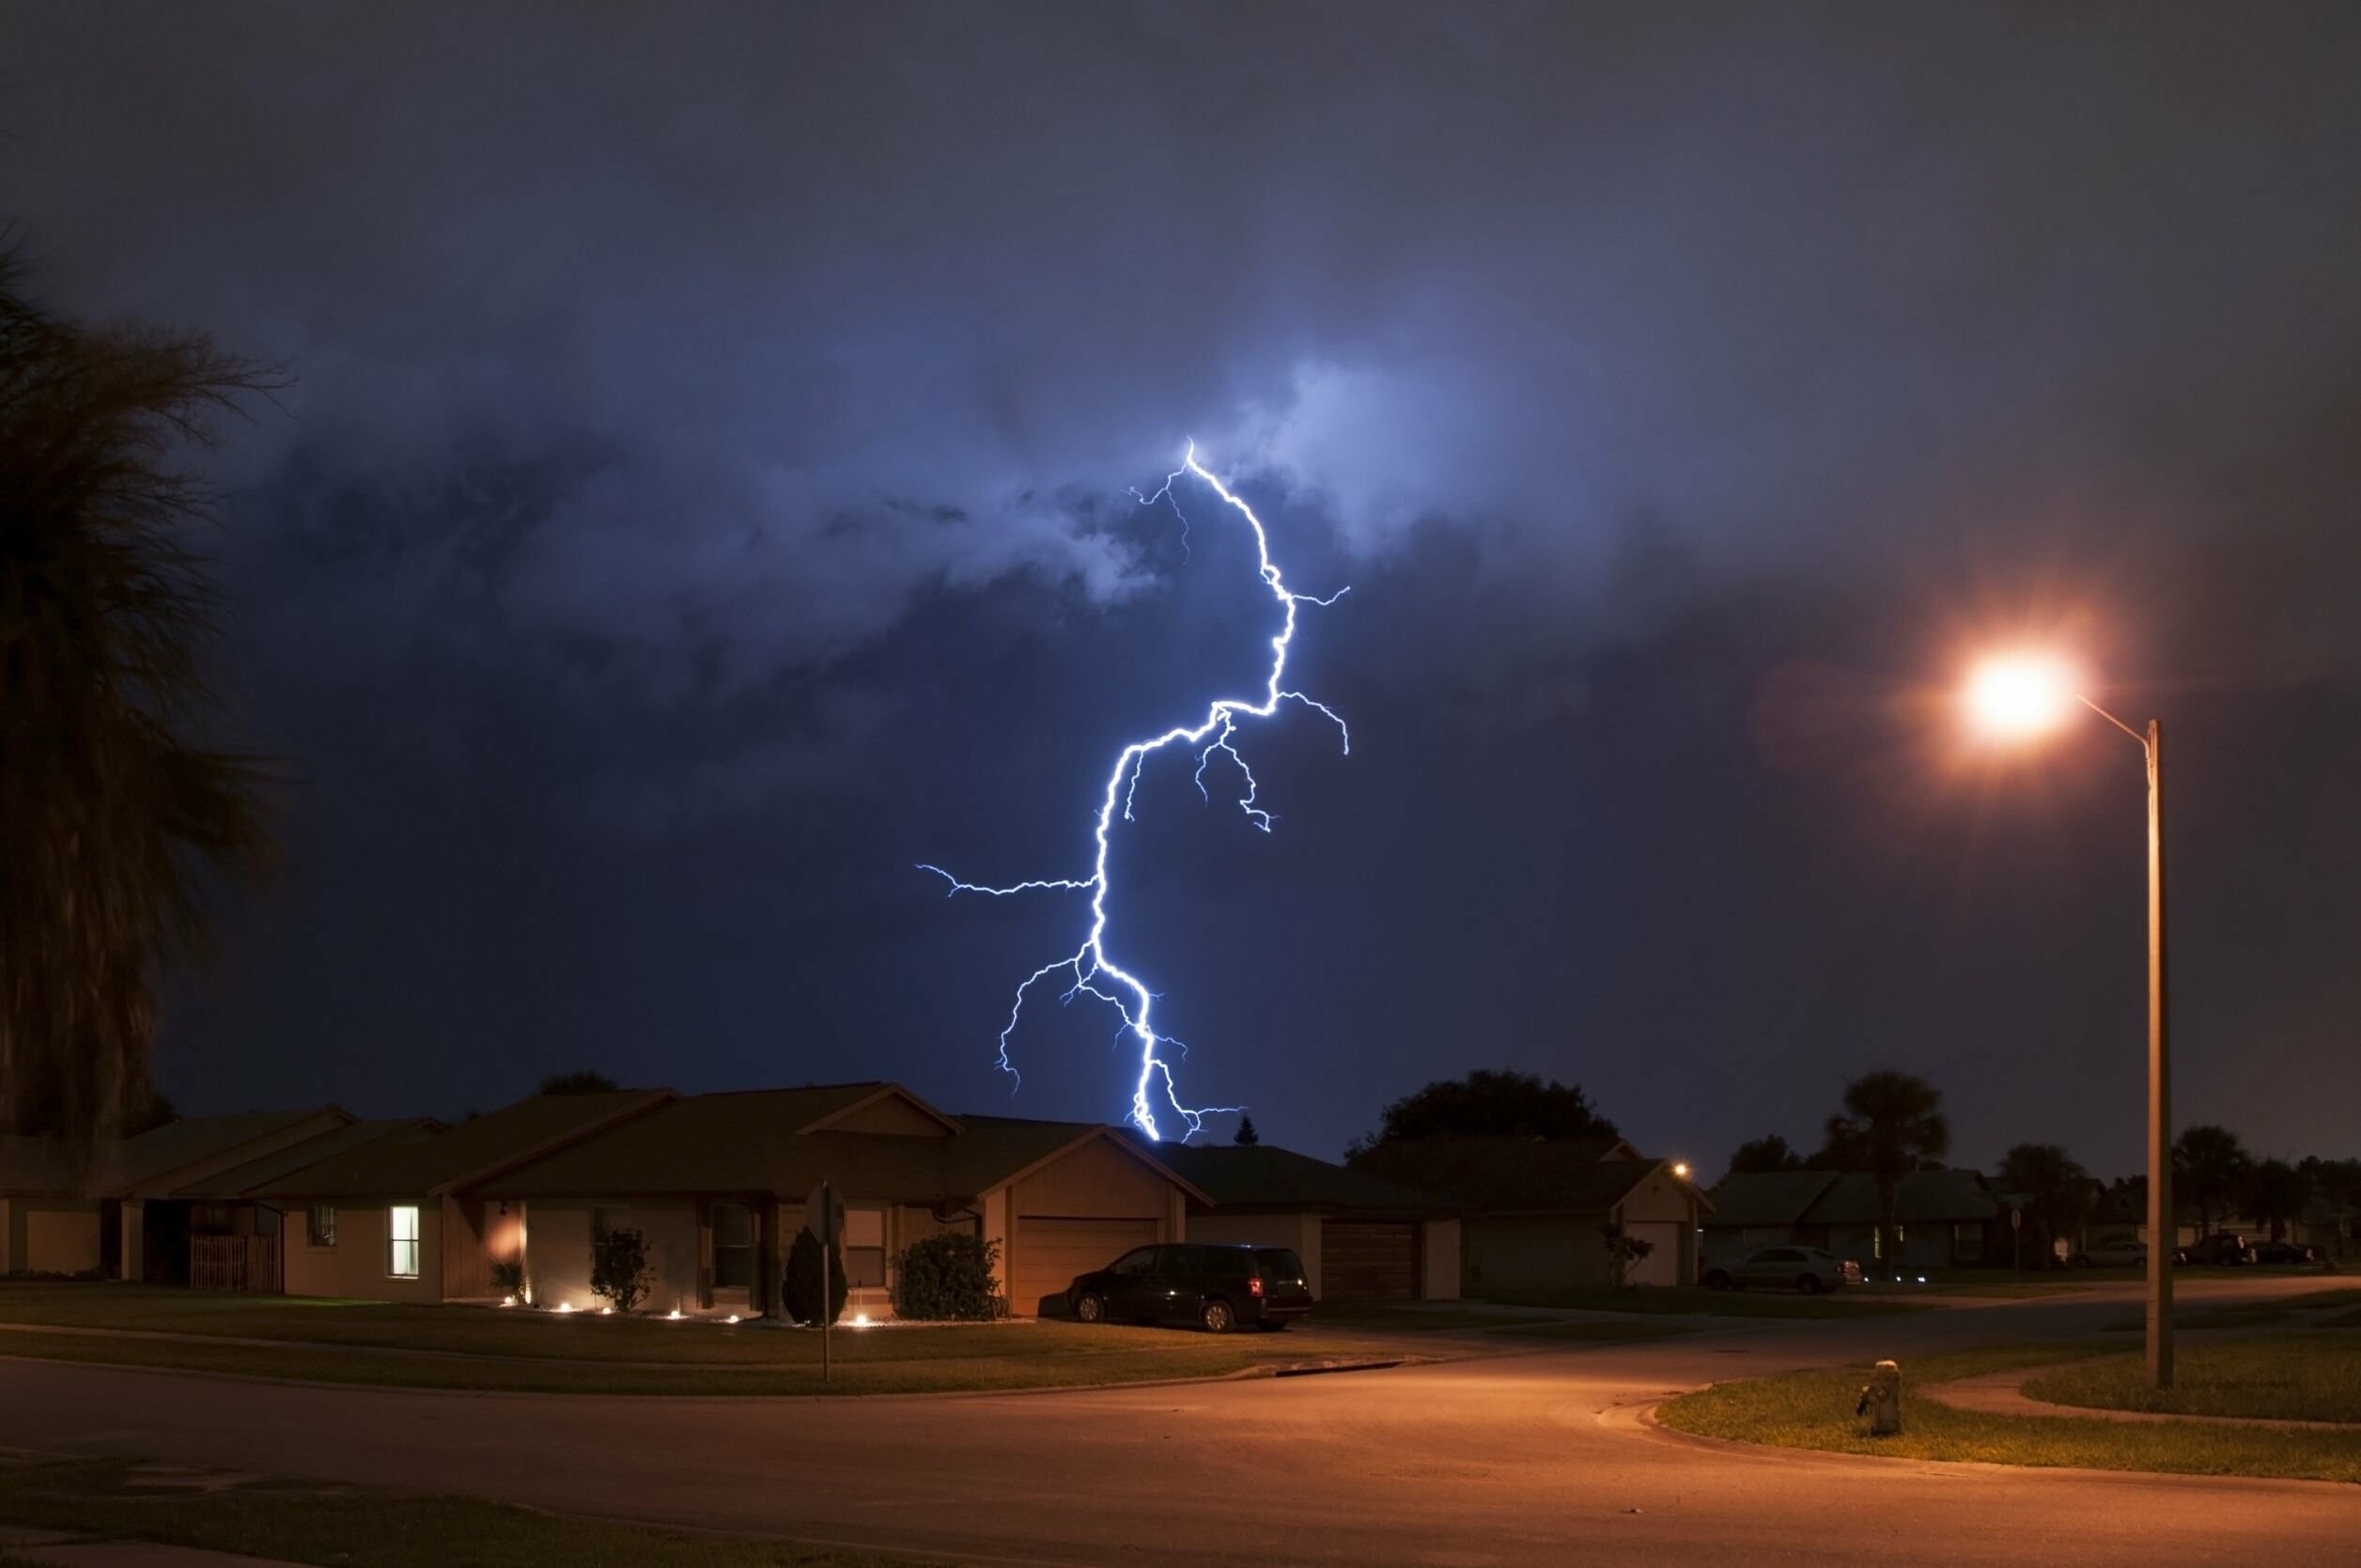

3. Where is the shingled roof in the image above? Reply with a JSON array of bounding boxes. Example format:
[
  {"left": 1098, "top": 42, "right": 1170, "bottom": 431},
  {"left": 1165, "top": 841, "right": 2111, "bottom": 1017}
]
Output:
[
  {"left": 1350, "top": 1137, "right": 1685, "bottom": 1216},
  {"left": 247, "top": 1090, "right": 670, "bottom": 1199},
  {"left": 1709, "top": 1168, "right": 1998, "bottom": 1228},
  {"left": 1157, "top": 1143, "right": 1457, "bottom": 1216},
  {"left": 1704, "top": 1170, "right": 1841, "bottom": 1228}
]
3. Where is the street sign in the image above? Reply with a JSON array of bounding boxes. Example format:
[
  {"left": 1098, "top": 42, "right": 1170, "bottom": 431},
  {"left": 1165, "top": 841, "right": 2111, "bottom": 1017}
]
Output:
[{"left": 803, "top": 1181, "right": 844, "bottom": 1244}]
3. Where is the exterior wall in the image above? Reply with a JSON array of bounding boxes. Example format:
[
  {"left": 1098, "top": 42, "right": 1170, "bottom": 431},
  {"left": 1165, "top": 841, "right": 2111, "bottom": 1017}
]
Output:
[
  {"left": 1614, "top": 1170, "right": 1700, "bottom": 1286},
  {"left": 1011, "top": 1137, "right": 1177, "bottom": 1221},
  {"left": 441, "top": 1196, "right": 528, "bottom": 1300},
  {"left": 24, "top": 1202, "right": 103, "bottom": 1275},
  {"left": 0, "top": 1197, "right": 9, "bottom": 1272},
  {"left": 279, "top": 1201, "right": 443, "bottom": 1304},
  {"left": 524, "top": 1199, "right": 707, "bottom": 1315},
  {"left": 1187, "top": 1212, "right": 1323, "bottom": 1295},
  {"left": 821, "top": 1097, "right": 952, "bottom": 1137},
  {"left": 980, "top": 1188, "right": 1011, "bottom": 1306},
  {"left": 1462, "top": 1215, "right": 1612, "bottom": 1295},
  {"left": 1421, "top": 1219, "right": 1461, "bottom": 1300}
]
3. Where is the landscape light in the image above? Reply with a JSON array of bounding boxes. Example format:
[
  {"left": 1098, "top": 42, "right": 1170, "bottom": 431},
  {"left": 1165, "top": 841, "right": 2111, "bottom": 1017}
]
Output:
[
  {"left": 725, "top": 1314, "right": 740, "bottom": 1325},
  {"left": 852, "top": 1312, "right": 872, "bottom": 1327},
  {"left": 666, "top": 1309, "right": 683, "bottom": 1321},
  {"left": 556, "top": 1302, "right": 575, "bottom": 1313}
]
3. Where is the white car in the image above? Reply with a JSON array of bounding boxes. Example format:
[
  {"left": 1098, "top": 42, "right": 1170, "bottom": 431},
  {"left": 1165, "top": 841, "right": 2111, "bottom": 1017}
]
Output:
[
  {"left": 1701, "top": 1246, "right": 1862, "bottom": 1294},
  {"left": 2070, "top": 1237, "right": 2148, "bottom": 1268}
]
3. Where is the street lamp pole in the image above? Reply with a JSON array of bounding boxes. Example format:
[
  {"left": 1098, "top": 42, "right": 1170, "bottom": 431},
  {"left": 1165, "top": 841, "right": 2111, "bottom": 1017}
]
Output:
[{"left": 2081, "top": 698, "right": 2171, "bottom": 1389}]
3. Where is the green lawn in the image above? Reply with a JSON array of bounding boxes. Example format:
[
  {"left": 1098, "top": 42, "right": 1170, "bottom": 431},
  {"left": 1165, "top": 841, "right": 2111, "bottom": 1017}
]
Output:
[
  {"left": 2024, "top": 1333, "right": 2361, "bottom": 1424},
  {"left": 0, "top": 1282, "right": 1410, "bottom": 1395},
  {"left": 0, "top": 1456, "right": 920, "bottom": 1567},
  {"left": 2098, "top": 1288, "right": 2361, "bottom": 1334},
  {"left": 1483, "top": 1285, "right": 1920, "bottom": 1319},
  {"left": 1656, "top": 1343, "right": 2361, "bottom": 1483}
]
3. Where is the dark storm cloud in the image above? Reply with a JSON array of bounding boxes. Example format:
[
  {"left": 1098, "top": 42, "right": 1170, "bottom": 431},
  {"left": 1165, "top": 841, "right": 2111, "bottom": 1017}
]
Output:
[{"left": 7, "top": 3, "right": 2359, "bottom": 1170}]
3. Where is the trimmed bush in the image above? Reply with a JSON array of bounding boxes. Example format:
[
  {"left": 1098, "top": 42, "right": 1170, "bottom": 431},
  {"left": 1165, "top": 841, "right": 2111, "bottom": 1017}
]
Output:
[
  {"left": 589, "top": 1227, "right": 650, "bottom": 1314},
  {"left": 784, "top": 1227, "right": 848, "bottom": 1326},
  {"left": 893, "top": 1234, "right": 1002, "bottom": 1321}
]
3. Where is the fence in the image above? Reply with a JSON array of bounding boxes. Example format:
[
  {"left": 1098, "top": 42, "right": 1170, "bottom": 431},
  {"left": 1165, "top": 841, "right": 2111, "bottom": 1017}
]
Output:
[{"left": 190, "top": 1234, "right": 281, "bottom": 1292}]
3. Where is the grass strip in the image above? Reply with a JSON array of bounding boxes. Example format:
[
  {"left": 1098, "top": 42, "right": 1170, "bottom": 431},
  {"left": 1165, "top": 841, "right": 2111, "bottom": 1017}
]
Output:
[
  {"left": 0, "top": 1457, "right": 918, "bottom": 1566},
  {"left": 1657, "top": 1342, "right": 2361, "bottom": 1483},
  {"left": 2022, "top": 1332, "right": 2361, "bottom": 1424}
]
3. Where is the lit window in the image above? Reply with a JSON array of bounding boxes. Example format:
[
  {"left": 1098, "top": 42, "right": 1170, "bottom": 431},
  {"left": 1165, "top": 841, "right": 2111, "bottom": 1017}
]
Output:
[
  {"left": 306, "top": 1204, "right": 336, "bottom": 1249},
  {"left": 388, "top": 1205, "right": 421, "bottom": 1278},
  {"left": 845, "top": 1206, "right": 887, "bottom": 1288}
]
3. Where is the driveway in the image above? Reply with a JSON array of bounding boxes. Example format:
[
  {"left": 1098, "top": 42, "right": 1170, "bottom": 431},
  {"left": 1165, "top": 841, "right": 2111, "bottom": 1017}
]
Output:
[{"left": 3, "top": 1276, "right": 2353, "bottom": 1566}]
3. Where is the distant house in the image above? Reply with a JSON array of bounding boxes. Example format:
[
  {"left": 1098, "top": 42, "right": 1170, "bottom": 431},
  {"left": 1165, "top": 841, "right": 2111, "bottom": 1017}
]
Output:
[
  {"left": 1350, "top": 1136, "right": 1706, "bottom": 1292},
  {"left": 1705, "top": 1169, "right": 2002, "bottom": 1272},
  {"left": 2085, "top": 1184, "right": 2359, "bottom": 1260},
  {"left": 1160, "top": 1142, "right": 1462, "bottom": 1302},
  {"left": 1, "top": 1109, "right": 353, "bottom": 1285}
]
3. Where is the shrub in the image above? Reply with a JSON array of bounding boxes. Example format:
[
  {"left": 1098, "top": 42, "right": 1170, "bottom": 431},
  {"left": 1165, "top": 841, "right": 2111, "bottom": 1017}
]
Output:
[
  {"left": 893, "top": 1234, "right": 1002, "bottom": 1321},
  {"left": 489, "top": 1254, "right": 528, "bottom": 1304},
  {"left": 589, "top": 1227, "right": 650, "bottom": 1314},
  {"left": 784, "top": 1227, "right": 848, "bottom": 1326}
]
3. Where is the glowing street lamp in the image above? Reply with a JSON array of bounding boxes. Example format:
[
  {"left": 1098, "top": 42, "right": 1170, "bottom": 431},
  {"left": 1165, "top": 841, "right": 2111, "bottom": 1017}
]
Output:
[{"left": 1964, "top": 652, "right": 2173, "bottom": 1389}]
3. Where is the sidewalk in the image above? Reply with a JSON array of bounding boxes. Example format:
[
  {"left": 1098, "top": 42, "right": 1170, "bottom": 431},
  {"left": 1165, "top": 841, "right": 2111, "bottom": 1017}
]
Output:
[{"left": 1923, "top": 1362, "right": 2361, "bottom": 1433}]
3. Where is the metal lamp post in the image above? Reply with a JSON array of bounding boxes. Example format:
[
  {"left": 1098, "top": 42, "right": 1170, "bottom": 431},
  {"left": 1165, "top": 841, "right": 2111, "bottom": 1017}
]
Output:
[{"left": 1965, "top": 659, "right": 2172, "bottom": 1389}]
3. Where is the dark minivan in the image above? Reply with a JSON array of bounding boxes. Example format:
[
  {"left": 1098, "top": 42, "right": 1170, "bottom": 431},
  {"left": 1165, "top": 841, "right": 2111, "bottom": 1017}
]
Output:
[{"left": 1066, "top": 1243, "right": 1314, "bottom": 1332}]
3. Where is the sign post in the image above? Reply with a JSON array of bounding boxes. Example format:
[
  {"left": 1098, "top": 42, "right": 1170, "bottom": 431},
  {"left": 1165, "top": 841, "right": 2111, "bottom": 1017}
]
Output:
[
  {"left": 803, "top": 1180, "right": 844, "bottom": 1383},
  {"left": 2011, "top": 1203, "right": 2024, "bottom": 1286}
]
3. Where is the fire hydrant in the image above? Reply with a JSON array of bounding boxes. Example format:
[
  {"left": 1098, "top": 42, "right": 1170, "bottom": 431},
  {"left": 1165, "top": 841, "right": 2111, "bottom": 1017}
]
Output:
[{"left": 1855, "top": 1358, "right": 1903, "bottom": 1436}]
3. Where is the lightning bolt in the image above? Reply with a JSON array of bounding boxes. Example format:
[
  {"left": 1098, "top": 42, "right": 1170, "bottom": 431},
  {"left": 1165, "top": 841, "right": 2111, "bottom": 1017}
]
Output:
[{"left": 919, "top": 442, "right": 1349, "bottom": 1140}]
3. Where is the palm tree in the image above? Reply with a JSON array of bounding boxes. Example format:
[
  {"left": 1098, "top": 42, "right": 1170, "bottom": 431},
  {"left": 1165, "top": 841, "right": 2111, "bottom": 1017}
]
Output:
[
  {"left": 1, "top": 253, "right": 277, "bottom": 1165},
  {"left": 2247, "top": 1158, "right": 2308, "bottom": 1244},
  {"left": 2172, "top": 1126, "right": 2254, "bottom": 1241},
  {"left": 1995, "top": 1143, "right": 2090, "bottom": 1266},
  {"left": 1822, "top": 1071, "right": 1949, "bottom": 1274}
]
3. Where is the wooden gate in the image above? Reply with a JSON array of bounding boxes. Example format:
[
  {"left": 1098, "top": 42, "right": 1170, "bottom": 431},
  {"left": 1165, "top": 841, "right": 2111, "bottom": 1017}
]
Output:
[{"left": 191, "top": 1234, "right": 281, "bottom": 1292}]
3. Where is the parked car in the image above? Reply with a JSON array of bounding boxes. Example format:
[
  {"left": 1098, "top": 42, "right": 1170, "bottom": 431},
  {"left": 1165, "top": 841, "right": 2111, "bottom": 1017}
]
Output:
[
  {"left": 1066, "top": 1243, "right": 1315, "bottom": 1333},
  {"left": 1701, "top": 1247, "right": 1861, "bottom": 1294},
  {"left": 2247, "top": 1238, "right": 2320, "bottom": 1265},
  {"left": 2182, "top": 1234, "right": 2253, "bottom": 1266},
  {"left": 2069, "top": 1237, "right": 2149, "bottom": 1268}
]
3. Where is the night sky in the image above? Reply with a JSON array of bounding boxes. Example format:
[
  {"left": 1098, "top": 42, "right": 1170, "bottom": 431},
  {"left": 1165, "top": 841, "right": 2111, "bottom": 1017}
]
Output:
[{"left": 8, "top": 5, "right": 2358, "bottom": 1174}]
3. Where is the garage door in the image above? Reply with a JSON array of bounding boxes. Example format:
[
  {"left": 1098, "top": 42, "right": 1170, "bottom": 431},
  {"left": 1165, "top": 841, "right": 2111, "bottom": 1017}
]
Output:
[
  {"left": 1625, "top": 1222, "right": 1682, "bottom": 1288},
  {"left": 1011, "top": 1217, "right": 1158, "bottom": 1317},
  {"left": 1322, "top": 1220, "right": 1418, "bottom": 1301}
]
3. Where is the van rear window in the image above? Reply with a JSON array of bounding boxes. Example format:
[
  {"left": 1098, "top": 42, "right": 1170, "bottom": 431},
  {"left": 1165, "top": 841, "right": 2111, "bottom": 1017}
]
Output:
[{"left": 1253, "top": 1249, "right": 1306, "bottom": 1282}]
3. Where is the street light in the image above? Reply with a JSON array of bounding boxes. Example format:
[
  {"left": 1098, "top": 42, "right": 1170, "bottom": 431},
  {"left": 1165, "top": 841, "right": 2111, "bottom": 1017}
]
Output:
[{"left": 1964, "top": 652, "right": 2172, "bottom": 1389}]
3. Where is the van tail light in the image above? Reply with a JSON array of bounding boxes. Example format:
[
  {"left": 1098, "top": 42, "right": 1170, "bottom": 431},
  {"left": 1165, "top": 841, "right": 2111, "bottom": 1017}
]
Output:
[{"left": 1250, "top": 1276, "right": 1265, "bottom": 1297}]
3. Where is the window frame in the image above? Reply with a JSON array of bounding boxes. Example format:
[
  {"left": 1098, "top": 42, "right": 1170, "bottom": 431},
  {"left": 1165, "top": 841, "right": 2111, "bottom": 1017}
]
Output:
[
  {"left": 710, "top": 1202, "right": 754, "bottom": 1291},
  {"left": 305, "top": 1203, "right": 337, "bottom": 1250},
  {"left": 843, "top": 1204, "right": 887, "bottom": 1289},
  {"left": 387, "top": 1204, "right": 422, "bottom": 1279}
]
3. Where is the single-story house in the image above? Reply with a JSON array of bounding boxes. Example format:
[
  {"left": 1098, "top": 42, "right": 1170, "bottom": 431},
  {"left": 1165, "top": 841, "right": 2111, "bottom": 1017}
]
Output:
[
  {"left": 477, "top": 1089, "right": 1207, "bottom": 1319},
  {"left": 1705, "top": 1168, "right": 2002, "bottom": 1272},
  {"left": 2, "top": 1109, "right": 355, "bottom": 1284},
  {"left": 2085, "top": 1184, "right": 2358, "bottom": 1259},
  {"left": 1160, "top": 1142, "right": 1462, "bottom": 1302},
  {"left": 223, "top": 1089, "right": 671, "bottom": 1306},
  {"left": 1350, "top": 1136, "right": 1706, "bottom": 1292}
]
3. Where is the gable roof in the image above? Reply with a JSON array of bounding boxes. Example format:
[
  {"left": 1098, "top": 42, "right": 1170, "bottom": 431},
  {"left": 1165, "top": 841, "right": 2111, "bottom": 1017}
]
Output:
[
  {"left": 1350, "top": 1137, "right": 1682, "bottom": 1215},
  {"left": 1157, "top": 1143, "right": 1458, "bottom": 1216},
  {"left": 1796, "top": 1170, "right": 1999, "bottom": 1226},
  {"left": 173, "top": 1118, "right": 443, "bottom": 1200},
  {"left": 1705, "top": 1171, "right": 1842, "bottom": 1228},
  {"left": 794, "top": 1082, "right": 963, "bottom": 1136},
  {"left": 479, "top": 1099, "right": 1209, "bottom": 1207},
  {"left": 248, "top": 1090, "right": 671, "bottom": 1199}
]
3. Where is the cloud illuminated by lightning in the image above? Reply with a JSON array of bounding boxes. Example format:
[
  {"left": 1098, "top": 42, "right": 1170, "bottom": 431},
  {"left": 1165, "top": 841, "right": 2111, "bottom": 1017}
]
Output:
[{"left": 919, "top": 442, "right": 1348, "bottom": 1140}]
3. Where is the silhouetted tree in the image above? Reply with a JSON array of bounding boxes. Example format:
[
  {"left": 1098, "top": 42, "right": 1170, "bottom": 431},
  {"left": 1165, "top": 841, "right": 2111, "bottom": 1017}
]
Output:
[
  {"left": 1, "top": 250, "right": 280, "bottom": 1164},
  {"left": 1724, "top": 1134, "right": 1805, "bottom": 1179},
  {"left": 1820, "top": 1071, "right": 1949, "bottom": 1273},
  {"left": 1347, "top": 1069, "right": 1618, "bottom": 1159},
  {"left": 2247, "top": 1158, "right": 2308, "bottom": 1243},
  {"left": 538, "top": 1069, "right": 620, "bottom": 1095},
  {"left": 2173, "top": 1126, "right": 2254, "bottom": 1240},
  {"left": 1233, "top": 1114, "right": 1261, "bottom": 1147},
  {"left": 784, "top": 1226, "right": 848, "bottom": 1326},
  {"left": 1601, "top": 1220, "right": 1655, "bottom": 1290},
  {"left": 1995, "top": 1142, "right": 2089, "bottom": 1265}
]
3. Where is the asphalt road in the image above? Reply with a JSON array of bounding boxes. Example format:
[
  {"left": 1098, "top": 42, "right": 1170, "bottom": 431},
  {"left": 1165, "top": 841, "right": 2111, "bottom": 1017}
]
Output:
[{"left": 3, "top": 1276, "right": 2354, "bottom": 1566}]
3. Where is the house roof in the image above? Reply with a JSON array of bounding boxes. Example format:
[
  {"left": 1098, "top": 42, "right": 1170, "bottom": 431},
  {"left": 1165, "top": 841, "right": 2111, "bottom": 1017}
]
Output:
[
  {"left": 173, "top": 1119, "right": 443, "bottom": 1200},
  {"left": 1156, "top": 1143, "right": 1458, "bottom": 1216},
  {"left": 1348, "top": 1138, "right": 1681, "bottom": 1216},
  {"left": 1796, "top": 1170, "right": 1999, "bottom": 1226},
  {"left": 474, "top": 1097, "right": 1208, "bottom": 1207},
  {"left": 1705, "top": 1171, "right": 1841, "bottom": 1228},
  {"left": 248, "top": 1090, "right": 670, "bottom": 1199}
]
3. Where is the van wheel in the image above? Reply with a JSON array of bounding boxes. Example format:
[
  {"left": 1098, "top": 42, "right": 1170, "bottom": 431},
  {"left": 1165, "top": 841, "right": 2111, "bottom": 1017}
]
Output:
[
  {"left": 1074, "top": 1293, "right": 1106, "bottom": 1324},
  {"left": 1201, "top": 1298, "right": 1235, "bottom": 1334},
  {"left": 1796, "top": 1274, "right": 1824, "bottom": 1295},
  {"left": 1702, "top": 1269, "right": 1732, "bottom": 1290}
]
